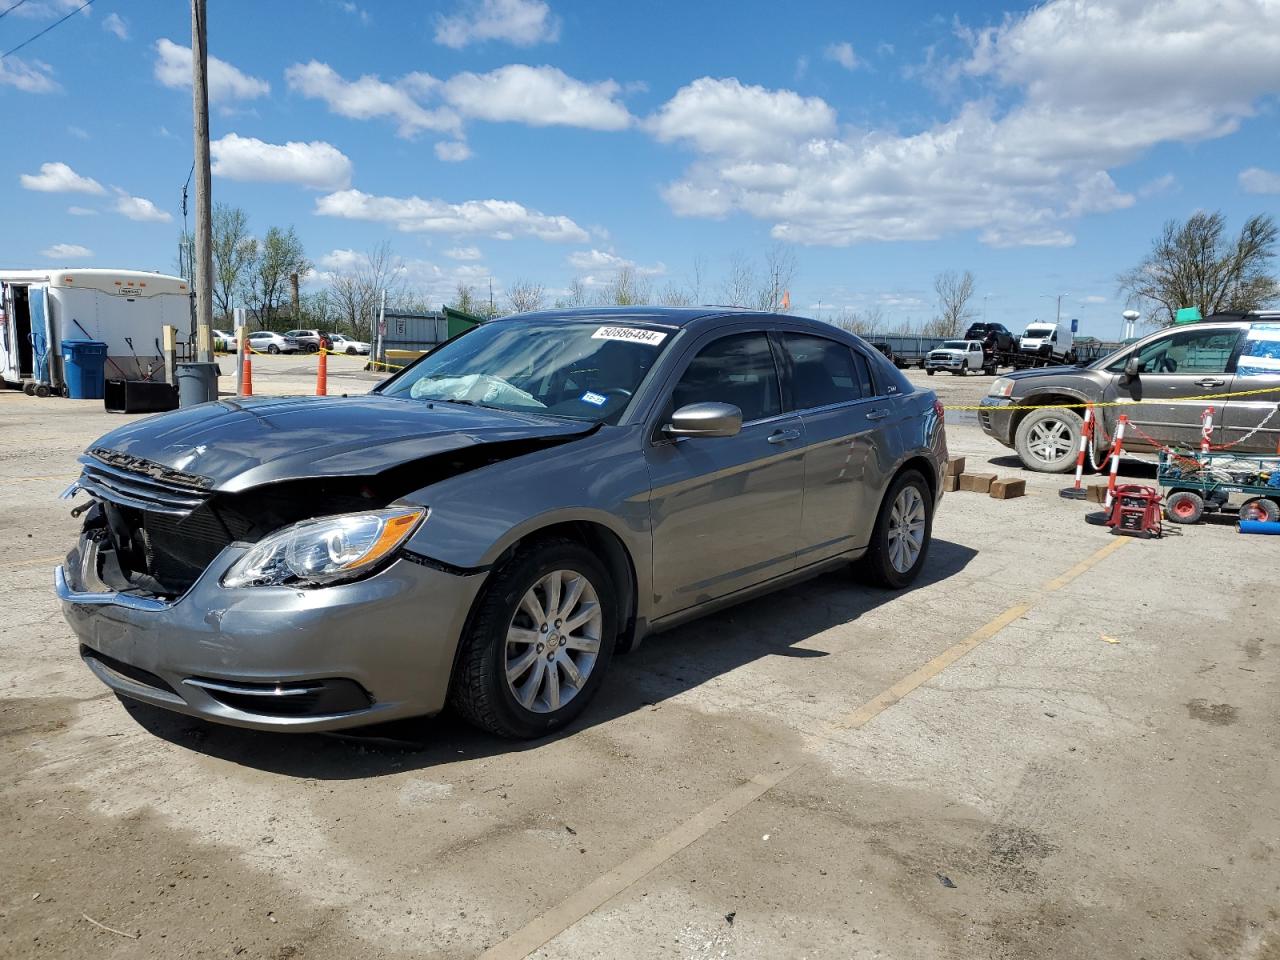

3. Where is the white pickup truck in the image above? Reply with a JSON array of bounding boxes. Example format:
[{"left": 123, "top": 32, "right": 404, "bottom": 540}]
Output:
[{"left": 925, "top": 339, "right": 991, "bottom": 376}]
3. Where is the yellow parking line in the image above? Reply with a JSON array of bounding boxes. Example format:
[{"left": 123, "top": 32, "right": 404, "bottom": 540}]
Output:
[{"left": 478, "top": 536, "right": 1130, "bottom": 959}]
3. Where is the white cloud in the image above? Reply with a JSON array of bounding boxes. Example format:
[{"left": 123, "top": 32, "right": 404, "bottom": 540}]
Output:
[
  {"left": 102, "top": 12, "right": 128, "bottom": 40},
  {"left": 67, "top": 205, "right": 97, "bottom": 216},
  {"left": 285, "top": 60, "right": 460, "bottom": 138},
  {"left": 444, "top": 245, "right": 483, "bottom": 260},
  {"left": 566, "top": 248, "right": 665, "bottom": 276},
  {"left": 1240, "top": 166, "right": 1280, "bottom": 194},
  {"left": 1138, "top": 173, "right": 1177, "bottom": 198},
  {"left": 67, "top": 125, "right": 89, "bottom": 139},
  {"left": 210, "top": 133, "right": 353, "bottom": 190},
  {"left": 0, "top": 57, "right": 59, "bottom": 93},
  {"left": 653, "top": 0, "right": 1280, "bottom": 247},
  {"left": 647, "top": 77, "right": 836, "bottom": 156},
  {"left": 443, "top": 64, "right": 631, "bottom": 130},
  {"left": 434, "top": 0, "right": 559, "bottom": 48},
  {"left": 1082, "top": 295, "right": 1108, "bottom": 304},
  {"left": 315, "top": 188, "right": 588, "bottom": 242},
  {"left": 154, "top": 39, "right": 269, "bottom": 103},
  {"left": 20, "top": 161, "right": 104, "bottom": 194},
  {"left": 42, "top": 243, "right": 93, "bottom": 260},
  {"left": 313, "top": 248, "right": 492, "bottom": 305},
  {"left": 435, "top": 140, "right": 472, "bottom": 162},
  {"left": 112, "top": 190, "right": 172, "bottom": 223},
  {"left": 824, "top": 41, "right": 860, "bottom": 70},
  {"left": 340, "top": 2, "right": 370, "bottom": 24}
]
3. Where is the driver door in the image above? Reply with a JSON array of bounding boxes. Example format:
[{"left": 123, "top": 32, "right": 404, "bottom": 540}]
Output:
[
  {"left": 1102, "top": 326, "right": 1242, "bottom": 450},
  {"left": 645, "top": 329, "right": 804, "bottom": 619}
]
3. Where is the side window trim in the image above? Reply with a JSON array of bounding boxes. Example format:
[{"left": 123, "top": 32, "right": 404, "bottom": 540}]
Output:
[{"left": 775, "top": 330, "right": 880, "bottom": 413}]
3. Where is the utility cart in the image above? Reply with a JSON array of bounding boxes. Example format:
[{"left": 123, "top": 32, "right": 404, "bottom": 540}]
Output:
[{"left": 1157, "top": 451, "right": 1280, "bottom": 524}]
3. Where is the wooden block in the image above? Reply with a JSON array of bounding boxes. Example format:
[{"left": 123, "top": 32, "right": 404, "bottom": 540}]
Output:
[
  {"left": 1086, "top": 483, "right": 1109, "bottom": 503},
  {"left": 943, "top": 456, "right": 966, "bottom": 477},
  {"left": 989, "top": 478, "right": 1026, "bottom": 499},
  {"left": 942, "top": 474, "right": 960, "bottom": 492},
  {"left": 958, "top": 472, "right": 997, "bottom": 493}
]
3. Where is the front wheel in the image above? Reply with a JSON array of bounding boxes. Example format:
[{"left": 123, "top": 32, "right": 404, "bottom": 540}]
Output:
[
  {"left": 1014, "top": 407, "right": 1082, "bottom": 473},
  {"left": 926, "top": 368, "right": 936, "bottom": 376},
  {"left": 1165, "top": 490, "right": 1204, "bottom": 524},
  {"left": 857, "top": 470, "right": 933, "bottom": 589},
  {"left": 267, "top": 344, "right": 280, "bottom": 355},
  {"left": 346, "top": 347, "right": 358, "bottom": 355},
  {"left": 451, "top": 539, "right": 616, "bottom": 739}
]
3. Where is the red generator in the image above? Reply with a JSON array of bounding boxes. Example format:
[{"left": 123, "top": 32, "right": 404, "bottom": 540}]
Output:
[{"left": 1107, "top": 484, "right": 1163, "bottom": 538}]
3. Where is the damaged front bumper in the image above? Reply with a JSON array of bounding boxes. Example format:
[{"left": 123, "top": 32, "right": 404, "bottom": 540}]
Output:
[{"left": 56, "top": 537, "right": 486, "bottom": 732}]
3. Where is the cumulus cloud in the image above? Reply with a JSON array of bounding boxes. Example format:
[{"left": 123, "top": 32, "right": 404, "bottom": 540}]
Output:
[
  {"left": 442, "top": 64, "right": 631, "bottom": 130},
  {"left": 285, "top": 60, "right": 460, "bottom": 138},
  {"left": 20, "top": 161, "right": 104, "bottom": 194},
  {"left": 315, "top": 188, "right": 588, "bottom": 242},
  {"left": 0, "top": 56, "right": 59, "bottom": 93},
  {"left": 444, "top": 245, "right": 483, "bottom": 260},
  {"left": 434, "top": 0, "right": 559, "bottom": 48},
  {"left": 435, "top": 140, "right": 472, "bottom": 162},
  {"left": 154, "top": 39, "right": 269, "bottom": 103},
  {"left": 1240, "top": 167, "right": 1280, "bottom": 194},
  {"left": 824, "top": 41, "right": 860, "bottom": 70},
  {"left": 67, "top": 205, "right": 97, "bottom": 215},
  {"left": 102, "top": 12, "right": 127, "bottom": 40},
  {"left": 210, "top": 133, "right": 353, "bottom": 190},
  {"left": 567, "top": 248, "right": 665, "bottom": 276},
  {"left": 42, "top": 243, "right": 92, "bottom": 260},
  {"left": 112, "top": 189, "right": 172, "bottom": 223},
  {"left": 652, "top": 0, "right": 1280, "bottom": 246}
]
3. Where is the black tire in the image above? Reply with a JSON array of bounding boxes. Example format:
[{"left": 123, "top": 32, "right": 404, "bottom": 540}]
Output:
[
  {"left": 856, "top": 469, "right": 934, "bottom": 589},
  {"left": 926, "top": 368, "right": 936, "bottom": 376},
  {"left": 984, "top": 364, "right": 997, "bottom": 376},
  {"left": 306, "top": 344, "right": 319, "bottom": 354},
  {"left": 1014, "top": 407, "right": 1083, "bottom": 474},
  {"left": 346, "top": 347, "right": 358, "bottom": 355},
  {"left": 451, "top": 538, "right": 617, "bottom": 739},
  {"left": 955, "top": 368, "right": 968, "bottom": 376},
  {"left": 1239, "top": 498, "right": 1280, "bottom": 523},
  {"left": 1165, "top": 490, "right": 1204, "bottom": 524},
  {"left": 267, "top": 344, "right": 280, "bottom": 355}
]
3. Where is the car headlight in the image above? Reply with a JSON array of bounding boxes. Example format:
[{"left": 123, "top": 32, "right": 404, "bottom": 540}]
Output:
[
  {"left": 223, "top": 506, "right": 427, "bottom": 588},
  {"left": 989, "top": 377, "right": 1015, "bottom": 398}
]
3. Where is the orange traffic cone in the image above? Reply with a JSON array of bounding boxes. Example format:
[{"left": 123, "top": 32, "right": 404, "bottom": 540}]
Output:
[
  {"left": 316, "top": 347, "right": 328, "bottom": 396},
  {"left": 241, "top": 353, "right": 253, "bottom": 396}
]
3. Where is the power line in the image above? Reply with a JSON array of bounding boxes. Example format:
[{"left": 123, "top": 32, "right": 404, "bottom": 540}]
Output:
[
  {"left": 0, "top": 0, "right": 33, "bottom": 22},
  {"left": 0, "top": 0, "right": 95, "bottom": 61}
]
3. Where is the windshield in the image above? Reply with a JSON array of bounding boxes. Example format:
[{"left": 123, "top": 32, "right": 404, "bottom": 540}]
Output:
[
  {"left": 941, "top": 340, "right": 968, "bottom": 349},
  {"left": 379, "top": 319, "right": 674, "bottom": 423},
  {"left": 1024, "top": 325, "right": 1055, "bottom": 337}
]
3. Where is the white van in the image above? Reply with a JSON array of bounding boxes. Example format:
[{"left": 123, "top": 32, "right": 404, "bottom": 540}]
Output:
[
  {"left": 0, "top": 269, "right": 190, "bottom": 395},
  {"left": 1018, "top": 322, "right": 1076, "bottom": 364}
]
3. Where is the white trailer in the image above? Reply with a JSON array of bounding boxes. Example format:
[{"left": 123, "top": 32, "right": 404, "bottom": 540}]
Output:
[{"left": 0, "top": 268, "right": 190, "bottom": 395}]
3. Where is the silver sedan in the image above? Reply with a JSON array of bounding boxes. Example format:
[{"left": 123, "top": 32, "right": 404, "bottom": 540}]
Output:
[{"left": 57, "top": 308, "right": 947, "bottom": 738}]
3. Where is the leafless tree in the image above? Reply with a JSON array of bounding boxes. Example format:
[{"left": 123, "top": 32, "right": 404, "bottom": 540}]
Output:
[
  {"left": 828, "top": 304, "right": 886, "bottom": 336},
  {"left": 555, "top": 278, "right": 590, "bottom": 308},
  {"left": 210, "top": 204, "right": 257, "bottom": 321},
  {"left": 756, "top": 242, "right": 798, "bottom": 312},
  {"left": 657, "top": 281, "right": 693, "bottom": 306},
  {"left": 924, "top": 270, "right": 977, "bottom": 338},
  {"left": 1119, "top": 211, "right": 1278, "bottom": 325},
  {"left": 689, "top": 254, "right": 708, "bottom": 305},
  {"left": 449, "top": 282, "right": 480, "bottom": 317},
  {"left": 719, "top": 251, "right": 757, "bottom": 306},
  {"left": 602, "top": 265, "right": 652, "bottom": 306},
  {"left": 505, "top": 278, "right": 546, "bottom": 314},
  {"left": 326, "top": 242, "right": 408, "bottom": 338}
]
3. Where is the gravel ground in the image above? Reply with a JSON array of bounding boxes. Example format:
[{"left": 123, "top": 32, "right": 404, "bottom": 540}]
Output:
[{"left": 1, "top": 360, "right": 1277, "bottom": 960}]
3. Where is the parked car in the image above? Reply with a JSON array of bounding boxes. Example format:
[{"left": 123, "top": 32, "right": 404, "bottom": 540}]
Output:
[
  {"left": 57, "top": 307, "right": 947, "bottom": 738},
  {"left": 925, "top": 340, "right": 990, "bottom": 376},
  {"left": 247, "top": 330, "right": 300, "bottom": 354},
  {"left": 980, "top": 312, "right": 1280, "bottom": 472},
  {"left": 328, "top": 333, "right": 370, "bottom": 355},
  {"left": 1018, "top": 322, "right": 1075, "bottom": 365},
  {"left": 212, "top": 329, "right": 238, "bottom": 353},
  {"left": 963, "top": 322, "right": 1017, "bottom": 355},
  {"left": 283, "top": 329, "right": 333, "bottom": 353}
]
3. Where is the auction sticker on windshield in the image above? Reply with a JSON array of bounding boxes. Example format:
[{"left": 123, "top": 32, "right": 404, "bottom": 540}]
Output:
[{"left": 592, "top": 326, "right": 667, "bottom": 345}]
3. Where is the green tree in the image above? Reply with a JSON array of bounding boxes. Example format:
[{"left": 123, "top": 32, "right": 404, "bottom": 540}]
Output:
[
  {"left": 248, "top": 226, "right": 310, "bottom": 328},
  {"left": 211, "top": 203, "right": 257, "bottom": 322}
]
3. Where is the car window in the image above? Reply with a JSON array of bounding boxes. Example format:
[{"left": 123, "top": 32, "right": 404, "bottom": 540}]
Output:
[
  {"left": 673, "top": 332, "right": 781, "bottom": 423},
  {"left": 1107, "top": 328, "right": 1241, "bottom": 374},
  {"left": 781, "top": 333, "right": 862, "bottom": 410},
  {"left": 850, "top": 349, "right": 877, "bottom": 397}
]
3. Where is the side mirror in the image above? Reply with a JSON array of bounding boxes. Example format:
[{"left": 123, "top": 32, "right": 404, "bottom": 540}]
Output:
[
  {"left": 1119, "top": 356, "right": 1141, "bottom": 384},
  {"left": 663, "top": 402, "right": 742, "bottom": 439}
]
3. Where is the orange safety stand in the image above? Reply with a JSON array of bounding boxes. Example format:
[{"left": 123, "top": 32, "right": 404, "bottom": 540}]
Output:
[
  {"left": 241, "top": 353, "right": 253, "bottom": 396},
  {"left": 316, "top": 348, "right": 328, "bottom": 396}
]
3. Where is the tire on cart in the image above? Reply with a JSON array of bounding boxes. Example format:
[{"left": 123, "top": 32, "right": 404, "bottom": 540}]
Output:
[
  {"left": 1239, "top": 497, "right": 1280, "bottom": 523},
  {"left": 1165, "top": 490, "right": 1205, "bottom": 524}
]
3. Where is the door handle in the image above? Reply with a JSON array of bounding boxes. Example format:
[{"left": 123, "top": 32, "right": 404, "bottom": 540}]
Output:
[
  {"left": 865, "top": 409, "right": 890, "bottom": 420},
  {"left": 767, "top": 428, "right": 801, "bottom": 444},
  {"left": 1194, "top": 378, "right": 1225, "bottom": 388}
]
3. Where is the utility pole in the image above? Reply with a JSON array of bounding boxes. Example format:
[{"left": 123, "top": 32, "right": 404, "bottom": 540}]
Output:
[{"left": 190, "top": 0, "right": 214, "bottom": 364}]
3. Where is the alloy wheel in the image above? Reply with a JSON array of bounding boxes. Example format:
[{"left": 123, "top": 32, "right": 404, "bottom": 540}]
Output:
[
  {"left": 1028, "top": 417, "right": 1074, "bottom": 465},
  {"left": 887, "top": 485, "right": 927, "bottom": 574},
  {"left": 505, "top": 569, "right": 602, "bottom": 713}
]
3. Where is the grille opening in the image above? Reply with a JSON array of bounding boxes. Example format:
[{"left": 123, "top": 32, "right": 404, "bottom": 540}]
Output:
[
  {"left": 81, "top": 645, "right": 177, "bottom": 695},
  {"left": 184, "top": 677, "right": 372, "bottom": 718}
]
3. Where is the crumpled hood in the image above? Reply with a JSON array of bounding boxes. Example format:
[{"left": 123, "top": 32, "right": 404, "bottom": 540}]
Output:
[{"left": 85, "top": 394, "right": 592, "bottom": 493}]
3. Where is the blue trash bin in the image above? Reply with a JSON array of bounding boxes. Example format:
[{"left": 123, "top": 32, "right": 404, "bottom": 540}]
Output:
[{"left": 61, "top": 339, "right": 109, "bottom": 399}]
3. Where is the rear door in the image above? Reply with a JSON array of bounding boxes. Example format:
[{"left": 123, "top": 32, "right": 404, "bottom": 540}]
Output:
[
  {"left": 779, "top": 331, "right": 895, "bottom": 564},
  {"left": 1101, "top": 325, "right": 1243, "bottom": 449},
  {"left": 645, "top": 328, "right": 805, "bottom": 617},
  {"left": 1221, "top": 322, "right": 1280, "bottom": 453}
]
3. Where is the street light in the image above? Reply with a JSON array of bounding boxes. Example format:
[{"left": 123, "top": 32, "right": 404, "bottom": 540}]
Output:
[{"left": 1041, "top": 293, "right": 1064, "bottom": 325}]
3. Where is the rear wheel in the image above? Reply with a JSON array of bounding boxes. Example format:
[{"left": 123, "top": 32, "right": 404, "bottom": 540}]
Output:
[
  {"left": 346, "top": 346, "right": 358, "bottom": 355},
  {"left": 267, "top": 344, "right": 280, "bottom": 355},
  {"left": 1014, "top": 407, "right": 1082, "bottom": 473},
  {"left": 926, "top": 368, "right": 936, "bottom": 376},
  {"left": 451, "top": 539, "right": 616, "bottom": 739},
  {"left": 1239, "top": 498, "right": 1279, "bottom": 523},
  {"left": 1165, "top": 490, "right": 1205, "bottom": 524},
  {"left": 857, "top": 470, "right": 933, "bottom": 589}
]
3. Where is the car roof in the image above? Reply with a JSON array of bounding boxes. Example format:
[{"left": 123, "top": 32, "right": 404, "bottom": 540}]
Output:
[{"left": 506, "top": 305, "right": 774, "bottom": 329}]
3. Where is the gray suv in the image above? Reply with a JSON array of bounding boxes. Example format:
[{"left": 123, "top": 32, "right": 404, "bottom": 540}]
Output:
[
  {"left": 980, "top": 312, "right": 1280, "bottom": 471},
  {"left": 57, "top": 308, "right": 947, "bottom": 739}
]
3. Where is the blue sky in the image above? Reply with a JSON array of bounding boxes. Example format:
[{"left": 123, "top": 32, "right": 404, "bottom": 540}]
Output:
[{"left": 2, "top": 0, "right": 1278, "bottom": 337}]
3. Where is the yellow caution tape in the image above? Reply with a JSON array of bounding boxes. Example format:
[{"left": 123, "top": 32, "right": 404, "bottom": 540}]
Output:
[{"left": 945, "top": 383, "right": 1280, "bottom": 412}]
